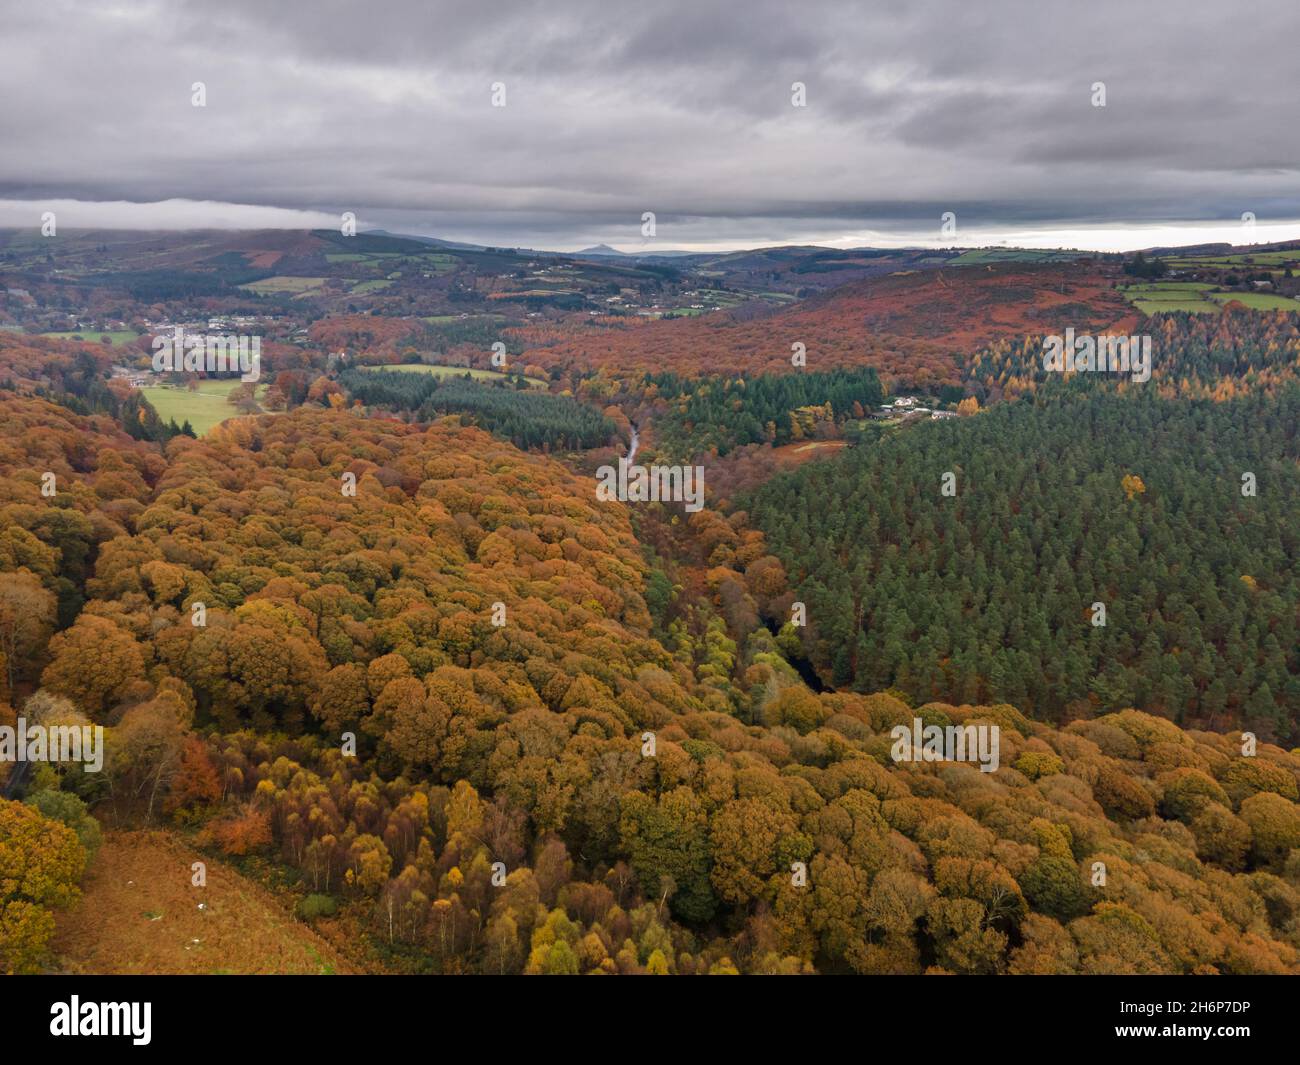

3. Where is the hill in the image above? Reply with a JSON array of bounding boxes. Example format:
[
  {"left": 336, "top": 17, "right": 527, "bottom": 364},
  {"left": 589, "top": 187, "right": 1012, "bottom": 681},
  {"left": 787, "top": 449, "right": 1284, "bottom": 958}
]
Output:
[
  {"left": 749, "top": 388, "right": 1300, "bottom": 736},
  {"left": 513, "top": 262, "right": 1133, "bottom": 386},
  {"left": 2, "top": 391, "right": 1298, "bottom": 976},
  {"left": 52, "top": 829, "right": 355, "bottom": 974}
]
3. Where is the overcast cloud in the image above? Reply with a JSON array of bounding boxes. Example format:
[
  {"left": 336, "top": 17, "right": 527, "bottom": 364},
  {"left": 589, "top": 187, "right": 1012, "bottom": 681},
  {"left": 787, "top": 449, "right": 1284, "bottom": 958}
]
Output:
[{"left": 1, "top": 0, "right": 1298, "bottom": 251}]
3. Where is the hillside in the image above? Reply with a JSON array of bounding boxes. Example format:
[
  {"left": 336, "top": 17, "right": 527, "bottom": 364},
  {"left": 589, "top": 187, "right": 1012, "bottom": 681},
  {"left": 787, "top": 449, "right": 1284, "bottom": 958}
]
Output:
[
  {"left": 512, "top": 263, "right": 1134, "bottom": 384},
  {"left": 52, "top": 830, "right": 354, "bottom": 974},
  {"left": 2, "top": 391, "right": 1298, "bottom": 976},
  {"left": 750, "top": 388, "right": 1300, "bottom": 736}
]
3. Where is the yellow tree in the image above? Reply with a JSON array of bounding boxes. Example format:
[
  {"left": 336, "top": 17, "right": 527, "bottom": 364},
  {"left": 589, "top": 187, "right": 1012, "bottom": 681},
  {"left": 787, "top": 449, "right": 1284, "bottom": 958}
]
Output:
[
  {"left": 41, "top": 614, "right": 144, "bottom": 717},
  {"left": 0, "top": 569, "right": 56, "bottom": 695},
  {"left": 0, "top": 799, "right": 86, "bottom": 974},
  {"left": 1121, "top": 474, "right": 1147, "bottom": 501}
]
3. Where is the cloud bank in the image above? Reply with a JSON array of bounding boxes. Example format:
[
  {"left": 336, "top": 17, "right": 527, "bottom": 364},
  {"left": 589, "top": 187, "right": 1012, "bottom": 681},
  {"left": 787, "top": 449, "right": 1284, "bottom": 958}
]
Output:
[{"left": 2, "top": 0, "right": 1297, "bottom": 250}]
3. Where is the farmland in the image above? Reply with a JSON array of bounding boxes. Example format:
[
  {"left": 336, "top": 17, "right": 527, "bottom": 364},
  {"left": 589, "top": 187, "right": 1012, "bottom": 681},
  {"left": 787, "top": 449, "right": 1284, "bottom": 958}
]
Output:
[
  {"left": 1120, "top": 279, "right": 1300, "bottom": 315},
  {"left": 238, "top": 276, "right": 328, "bottom": 296},
  {"left": 138, "top": 379, "right": 269, "bottom": 434},
  {"left": 356, "top": 362, "right": 547, "bottom": 388},
  {"left": 39, "top": 329, "right": 142, "bottom": 346}
]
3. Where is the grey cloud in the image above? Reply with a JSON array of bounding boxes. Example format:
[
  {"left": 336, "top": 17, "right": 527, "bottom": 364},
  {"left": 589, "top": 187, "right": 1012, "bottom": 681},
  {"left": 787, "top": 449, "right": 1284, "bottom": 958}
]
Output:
[{"left": 1, "top": 0, "right": 1297, "bottom": 248}]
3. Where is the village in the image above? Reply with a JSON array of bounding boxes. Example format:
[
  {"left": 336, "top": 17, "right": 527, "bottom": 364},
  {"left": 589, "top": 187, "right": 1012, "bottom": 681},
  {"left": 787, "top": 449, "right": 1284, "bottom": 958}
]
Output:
[{"left": 869, "top": 394, "right": 961, "bottom": 422}]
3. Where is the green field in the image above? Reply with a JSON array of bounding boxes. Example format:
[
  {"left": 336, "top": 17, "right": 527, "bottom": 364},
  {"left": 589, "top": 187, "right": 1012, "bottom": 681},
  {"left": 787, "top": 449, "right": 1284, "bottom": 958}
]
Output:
[
  {"left": 1165, "top": 258, "right": 1239, "bottom": 267},
  {"left": 238, "top": 276, "right": 327, "bottom": 295},
  {"left": 356, "top": 363, "right": 547, "bottom": 388},
  {"left": 41, "top": 330, "right": 141, "bottom": 345},
  {"left": 1119, "top": 282, "right": 1215, "bottom": 293},
  {"left": 326, "top": 251, "right": 455, "bottom": 273},
  {"left": 350, "top": 279, "right": 394, "bottom": 294},
  {"left": 1212, "top": 251, "right": 1300, "bottom": 266},
  {"left": 1206, "top": 291, "right": 1300, "bottom": 311},
  {"left": 420, "top": 313, "right": 506, "bottom": 325},
  {"left": 1122, "top": 277, "right": 1300, "bottom": 315},
  {"left": 139, "top": 380, "right": 270, "bottom": 435},
  {"left": 690, "top": 288, "right": 748, "bottom": 308},
  {"left": 1166, "top": 250, "right": 1300, "bottom": 268},
  {"left": 951, "top": 248, "right": 1078, "bottom": 264},
  {"left": 1130, "top": 298, "right": 1221, "bottom": 314},
  {"left": 1122, "top": 279, "right": 1222, "bottom": 313}
]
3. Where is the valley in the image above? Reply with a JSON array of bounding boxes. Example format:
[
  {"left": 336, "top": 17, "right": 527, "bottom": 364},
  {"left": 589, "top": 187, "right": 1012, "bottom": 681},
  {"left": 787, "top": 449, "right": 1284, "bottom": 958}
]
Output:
[{"left": 4, "top": 227, "right": 1297, "bottom": 981}]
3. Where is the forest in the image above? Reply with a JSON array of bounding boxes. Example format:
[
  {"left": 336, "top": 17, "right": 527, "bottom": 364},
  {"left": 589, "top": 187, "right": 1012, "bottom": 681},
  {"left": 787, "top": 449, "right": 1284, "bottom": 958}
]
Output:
[
  {"left": 338, "top": 368, "right": 616, "bottom": 451},
  {"left": 966, "top": 308, "right": 1300, "bottom": 403},
  {"left": 644, "top": 367, "right": 884, "bottom": 460},
  {"left": 506, "top": 263, "right": 1129, "bottom": 386},
  {"left": 1, "top": 381, "right": 1298, "bottom": 977},
  {"left": 749, "top": 388, "right": 1300, "bottom": 737},
  {"left": 6, "top": 0, "right": 1300, "bottom": 995}
]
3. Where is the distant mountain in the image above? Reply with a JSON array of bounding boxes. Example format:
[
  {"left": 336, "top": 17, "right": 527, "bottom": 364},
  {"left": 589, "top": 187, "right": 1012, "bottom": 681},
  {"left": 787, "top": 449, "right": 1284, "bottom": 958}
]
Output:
[
  {"left": 567, "top": 244, "right": 701, "bottom": 260},
  {"left": 1140, "top": 238, "right": 1300, "bottom": 257},
  {"left": 1141, "top": 242, "right": 1233, "bottom": 257},
  {"left": 361, "top": 229, "right": 487, "bottom": 252}
]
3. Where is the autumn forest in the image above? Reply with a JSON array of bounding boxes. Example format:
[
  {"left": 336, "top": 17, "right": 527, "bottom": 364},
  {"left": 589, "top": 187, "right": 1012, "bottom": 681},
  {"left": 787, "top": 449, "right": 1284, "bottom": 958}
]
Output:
[{"left": 0, "top": 216, "right": 1296, "bottom": 987}]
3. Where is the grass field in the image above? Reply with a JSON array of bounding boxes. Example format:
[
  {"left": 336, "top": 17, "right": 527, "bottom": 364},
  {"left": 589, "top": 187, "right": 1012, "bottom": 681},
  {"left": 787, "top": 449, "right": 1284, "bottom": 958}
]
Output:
[
  {"left": 349, "top": 279, "right": 394, "bottom": 293},
  {"left": 791, "top": 440, "right": 849, "bottom": 454},
  {"left": 1130, "top": 298, "right": 1221, "bottom": 314},
  {"left": 1121, "top": 279, "right": 1300, "bottom": 315},
  {"left": 1119, "top": 282, "right": 1215, "bottom": 292},
  {"left": 951, "top": 248, "right": 1078, "bottom": 264},
  {"left": 53, "top": 830, "right": 353, "bottom": 975},
  {"left": 139, "top": 379, "right": 269, "bottom": 435},
  {"left": 1206, "top": 291, "right": 1300, "bottom": 311},
  {"left": 1209, "top": 251, "right": 1300, "bottom": 266},
  {"left": 357, "top": 362, "right": 547, "bottom": 387},
  {"left": 41, "top": 330, "right": 141, "bottom": 345},
  {"left": 1120, "top": 280, "right": 1220, "bottom": 313},
  {"left": 1165, "top": 250, "right": 1300, "bottom": 269},
  {"left": 238, "top": 276, "right": 327, "bottom": 295},
  {"left": 325, "top": 250, "right": 456, "bottom": 273}
]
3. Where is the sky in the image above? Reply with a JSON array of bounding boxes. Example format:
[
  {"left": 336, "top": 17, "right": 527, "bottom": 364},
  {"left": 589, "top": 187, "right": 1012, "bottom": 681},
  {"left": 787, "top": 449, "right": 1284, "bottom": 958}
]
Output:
[{"left": 2, "top": 0, "right": 1299, "bottom": 253}]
